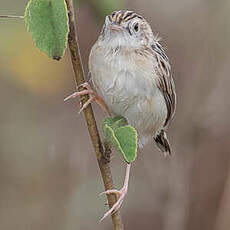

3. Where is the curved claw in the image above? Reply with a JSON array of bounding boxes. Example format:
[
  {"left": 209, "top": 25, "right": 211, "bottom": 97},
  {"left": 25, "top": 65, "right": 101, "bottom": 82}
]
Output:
[
  {"left": 99, "top": 164, "right": 131, "bottom": 223},
  {"left": 99, "top": 189, "right": 121, "bottom": 196},
  {"left": 99, "top": 192, "right": 126, "bottom": 223},
  {"left": 99, "top": 187, "right": 128, "bottom": 222},
  {"left": 78, "top": 94, "right": 95, "bottom": 113},
  {"left": 64, "top": 82, "right": 109, "bottom": 114},
  {"left": 77, "top": 82, "right": 91, "bottom": 90},
  {"left": 64, "top": 89, "right": 94, "bottom": 102},
  {"left": 64, "top": 92, "right": 78, "bottom": 101}
]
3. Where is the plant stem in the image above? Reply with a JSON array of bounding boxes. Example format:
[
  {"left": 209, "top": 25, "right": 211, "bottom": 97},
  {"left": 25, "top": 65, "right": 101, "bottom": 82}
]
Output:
[
  {"left": 64, "top": 0, "right": 124, "bottom": 229},
  {"left": 0, "top": 15, "right": 24, "bottom": 19}
]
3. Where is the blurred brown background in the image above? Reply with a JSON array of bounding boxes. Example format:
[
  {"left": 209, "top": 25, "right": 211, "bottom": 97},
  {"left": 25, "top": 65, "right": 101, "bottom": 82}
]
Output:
[{"left": 0, "top": 0, "right": 230, "bottom": 229}]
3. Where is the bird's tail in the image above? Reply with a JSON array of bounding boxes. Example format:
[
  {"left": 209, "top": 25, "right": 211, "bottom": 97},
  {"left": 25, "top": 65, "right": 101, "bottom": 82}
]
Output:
[{"left": 154, "top": 130, "right": 171, "bottom": 155}]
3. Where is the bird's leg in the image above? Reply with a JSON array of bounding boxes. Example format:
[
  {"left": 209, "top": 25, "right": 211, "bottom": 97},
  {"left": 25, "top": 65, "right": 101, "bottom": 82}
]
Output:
[
  {"left": 65, "top": 82, "right": 111, "bottom": 161},
  {"left": 99, "top": 163, "right": 131, "bottom": 222},
  {"left": 64, "top": 82, "right": 110, "bottom": 114}
]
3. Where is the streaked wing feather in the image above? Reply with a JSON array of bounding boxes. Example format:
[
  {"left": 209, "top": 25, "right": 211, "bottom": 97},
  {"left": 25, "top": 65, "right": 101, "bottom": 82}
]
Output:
[{"left": 151, "top": 42, "right": 176, "bottom": 127}]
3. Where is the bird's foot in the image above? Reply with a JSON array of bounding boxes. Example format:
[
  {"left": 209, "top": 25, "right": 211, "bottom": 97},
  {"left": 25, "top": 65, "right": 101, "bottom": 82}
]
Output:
[
  {"left": 99, "top": 185, "right": 128, "bottom": 222},
  {"left": 64, "top": 82, "right": 109, "bottom": 114}
]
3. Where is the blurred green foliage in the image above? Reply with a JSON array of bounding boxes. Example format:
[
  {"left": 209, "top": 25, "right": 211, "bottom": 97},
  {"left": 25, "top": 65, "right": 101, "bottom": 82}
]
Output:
[{"left": 77, "top": 0, "right": 124, "bottom": 20}]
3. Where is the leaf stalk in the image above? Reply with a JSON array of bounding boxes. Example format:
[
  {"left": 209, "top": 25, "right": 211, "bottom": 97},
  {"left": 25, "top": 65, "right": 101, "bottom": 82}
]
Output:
[{"left": 0, "top": 15, "right": 24, "bottom": 19}]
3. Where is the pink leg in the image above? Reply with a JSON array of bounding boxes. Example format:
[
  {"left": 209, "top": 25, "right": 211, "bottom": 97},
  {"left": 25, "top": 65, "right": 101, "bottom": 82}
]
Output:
[
  {"left": 64, "top": 82, "right": 109, "bottom": 114},
  {"left": 99, "top": 163, "right": 131, "bottom": 222}
]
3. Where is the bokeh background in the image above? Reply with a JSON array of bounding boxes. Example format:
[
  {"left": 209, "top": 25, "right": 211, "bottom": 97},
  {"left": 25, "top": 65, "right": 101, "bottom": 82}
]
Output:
[{"left": 0, "top": 0, "right": 230, "bottom": 229}]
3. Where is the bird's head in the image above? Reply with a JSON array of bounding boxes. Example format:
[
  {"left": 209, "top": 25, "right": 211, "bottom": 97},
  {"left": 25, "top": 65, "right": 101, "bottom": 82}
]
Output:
[{"left": 98, "top": 10, "right": 155, "bottom": 49}]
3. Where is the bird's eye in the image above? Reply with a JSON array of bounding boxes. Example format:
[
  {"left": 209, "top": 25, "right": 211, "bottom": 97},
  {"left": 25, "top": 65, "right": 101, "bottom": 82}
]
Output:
[{"left": 133, "top": 23, "right": 139, "bottom": 32}]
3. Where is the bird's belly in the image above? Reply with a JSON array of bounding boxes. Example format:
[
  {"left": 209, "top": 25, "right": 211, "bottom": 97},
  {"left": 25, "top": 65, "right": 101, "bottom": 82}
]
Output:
[{"left": 92, "top": 67, "right": 167, "bottom": 140}]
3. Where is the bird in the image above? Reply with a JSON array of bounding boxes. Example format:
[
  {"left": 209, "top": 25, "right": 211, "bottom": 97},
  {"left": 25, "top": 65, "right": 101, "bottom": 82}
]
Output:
[{"left": 65, "top": 10, "right": 176, "bottom": 222}]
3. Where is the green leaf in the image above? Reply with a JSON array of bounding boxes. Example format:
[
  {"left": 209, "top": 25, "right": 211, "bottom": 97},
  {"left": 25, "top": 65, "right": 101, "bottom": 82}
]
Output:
[
  {"left": 24, "top": 0, "right": 69, "bottom": 60},
  {"left": 102, "top": 116, "right": 138, "bottom": 163},
  {"left": 102, "top": 116, "right": 128, "bottom": 130}
]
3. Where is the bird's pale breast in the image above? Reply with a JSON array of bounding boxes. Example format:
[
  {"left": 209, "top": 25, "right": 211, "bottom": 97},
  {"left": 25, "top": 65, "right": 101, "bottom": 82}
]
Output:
[{"left": 89, "top": 45, "right": 167, "bottom": 147}]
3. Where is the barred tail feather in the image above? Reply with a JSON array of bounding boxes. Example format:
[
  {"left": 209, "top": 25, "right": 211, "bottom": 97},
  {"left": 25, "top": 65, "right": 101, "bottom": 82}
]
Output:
[{"left": 154, "top": 130, "right": 171, "bottom": 155}]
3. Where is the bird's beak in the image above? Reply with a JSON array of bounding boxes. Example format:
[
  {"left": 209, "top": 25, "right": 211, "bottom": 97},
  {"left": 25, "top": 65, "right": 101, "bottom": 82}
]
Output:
[{"left": 109, "top": 23, "right": 123, "bottom": 32}]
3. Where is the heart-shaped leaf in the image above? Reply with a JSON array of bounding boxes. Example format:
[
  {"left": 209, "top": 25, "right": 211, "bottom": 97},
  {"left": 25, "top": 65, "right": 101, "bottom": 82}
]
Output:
[
  {"left": 102, "top": 116, "right": 138, "bottom": 163},
  {"left": 24, "top": 0, "right": 69, "bottom": 60}
]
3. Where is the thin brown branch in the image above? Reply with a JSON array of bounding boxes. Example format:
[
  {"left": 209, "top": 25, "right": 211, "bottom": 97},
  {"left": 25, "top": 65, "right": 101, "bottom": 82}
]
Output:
[
  {"left": 0, "top": 15, "right": 24, "bottom": 19},
  {"left": 64, "top": 0, "right": 124, "bottom": 229}
]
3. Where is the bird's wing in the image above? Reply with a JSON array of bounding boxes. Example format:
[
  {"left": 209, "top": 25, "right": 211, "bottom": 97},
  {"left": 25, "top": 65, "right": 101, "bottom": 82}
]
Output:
[{"left": 151, "top": 42, "right": 176, "bottom": 127}]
